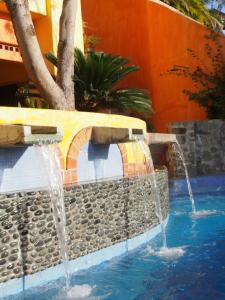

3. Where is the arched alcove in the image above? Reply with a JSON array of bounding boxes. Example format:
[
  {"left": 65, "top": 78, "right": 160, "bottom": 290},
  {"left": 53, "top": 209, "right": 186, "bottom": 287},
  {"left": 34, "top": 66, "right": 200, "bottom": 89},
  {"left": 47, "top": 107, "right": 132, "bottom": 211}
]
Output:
[{"left": 77, "top": 141, "right": 123, "bottom": 183}]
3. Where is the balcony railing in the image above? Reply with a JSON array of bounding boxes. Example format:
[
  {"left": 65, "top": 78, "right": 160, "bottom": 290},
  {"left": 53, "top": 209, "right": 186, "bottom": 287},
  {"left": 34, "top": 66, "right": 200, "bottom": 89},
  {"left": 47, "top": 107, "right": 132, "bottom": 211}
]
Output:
[
  {"left": 0, "top": 1, "right": 47, "bottom": 63},
  {"left": 0, "top": 42, "right": 22, "bottom": 63}
]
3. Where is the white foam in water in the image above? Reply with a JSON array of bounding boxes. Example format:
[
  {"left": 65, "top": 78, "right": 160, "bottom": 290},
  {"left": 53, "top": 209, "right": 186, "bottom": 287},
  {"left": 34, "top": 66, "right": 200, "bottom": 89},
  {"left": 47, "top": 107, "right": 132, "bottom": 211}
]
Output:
[
  {"left": 66, "top": 285, "right": 95, "bottom": 299},
  {"left": 147, "top": 245, "right": 185, "bottom": 260},
  {"left": 173, "top": 211, "right": 185, "bottom": 216},
  {"left": 146, "top": 245, "right": 155, "bottom": 255},
  {"left": 192, "top": 210, "right": 217, "bottom": 218},
  {"left": 156, "top": 246, "right": 185, "bottom": 259}
]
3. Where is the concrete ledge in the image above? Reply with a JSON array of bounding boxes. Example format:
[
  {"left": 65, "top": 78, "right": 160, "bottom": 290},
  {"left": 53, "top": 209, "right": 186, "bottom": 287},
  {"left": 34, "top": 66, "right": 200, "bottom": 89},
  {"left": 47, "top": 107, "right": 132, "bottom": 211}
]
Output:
[
  {"left": 0, "top": 124, "right": 63, "bottom": 146},
  {"left": 146, "top": 133, "right": 177, "bottom": 145},
  {"left": 91, "top": 127, "right": 145, "bottom": 144},
  {"left": 0, "top": 216, "right": 169, "bottom": 299}
]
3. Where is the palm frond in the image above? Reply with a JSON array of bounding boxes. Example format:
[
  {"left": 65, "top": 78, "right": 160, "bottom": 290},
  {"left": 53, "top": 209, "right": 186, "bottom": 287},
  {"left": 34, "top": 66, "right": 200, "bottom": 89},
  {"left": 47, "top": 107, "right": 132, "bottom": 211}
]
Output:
[
  {"left": 45, "top": 52, "right": 58, "bottom": 67},
  {"left": 109, "top": 89, "right": 153, "bottom": 113},
  {"left": 161, "top": 0, "right": 223, "bottom": 31},
  {"left": 45, "top": 48, "right": 153, "bottom": 118}
]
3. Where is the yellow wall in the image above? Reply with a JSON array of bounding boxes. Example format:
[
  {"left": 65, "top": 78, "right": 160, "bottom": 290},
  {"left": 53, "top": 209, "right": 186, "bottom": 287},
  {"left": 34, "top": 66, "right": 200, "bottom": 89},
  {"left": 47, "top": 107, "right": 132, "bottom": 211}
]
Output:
[
  {"left": 0, "top": 1, "right": 47, "bottom": 17},
  {"left": 35, "top": 0, "right": 84, "bottom": 74},
  {"left": 0, "top": 107, "right": 146, "bottom": 164},
  {"left": 34, "top": 1, "right": 55, "bottom": 74},
  {"left": 29, "top": 0, "right": 47, "bottom": 15},
  {"left": 50, "top": 0, "right": 84, "bottom": 55}
]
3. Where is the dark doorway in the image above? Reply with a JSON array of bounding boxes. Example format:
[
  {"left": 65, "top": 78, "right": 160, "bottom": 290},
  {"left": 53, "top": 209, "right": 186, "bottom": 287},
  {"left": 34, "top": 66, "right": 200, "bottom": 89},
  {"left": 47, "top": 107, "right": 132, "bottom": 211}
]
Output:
[{"left": 0, "top": 84, "right": 18, "bottom": 106}]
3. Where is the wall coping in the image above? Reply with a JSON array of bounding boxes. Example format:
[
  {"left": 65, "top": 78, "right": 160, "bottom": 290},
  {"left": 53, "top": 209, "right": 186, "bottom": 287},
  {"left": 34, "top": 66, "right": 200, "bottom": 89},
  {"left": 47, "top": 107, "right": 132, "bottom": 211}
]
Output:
[{"left": 148, "top": 0, "right": 209, "bottom": 29}]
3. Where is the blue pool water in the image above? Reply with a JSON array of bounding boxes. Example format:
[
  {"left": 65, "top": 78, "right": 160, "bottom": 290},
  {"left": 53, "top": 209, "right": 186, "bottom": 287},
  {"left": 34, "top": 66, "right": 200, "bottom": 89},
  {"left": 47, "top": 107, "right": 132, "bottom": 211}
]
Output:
[{"left": 4, "top": 184, "right": 225, "bottom": 299}]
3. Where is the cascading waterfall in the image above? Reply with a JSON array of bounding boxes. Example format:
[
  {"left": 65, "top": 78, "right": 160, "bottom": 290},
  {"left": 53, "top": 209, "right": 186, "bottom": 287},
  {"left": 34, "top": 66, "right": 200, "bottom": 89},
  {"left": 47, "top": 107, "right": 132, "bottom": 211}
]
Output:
[
  {"left": 138, "top": 141, "right": 167, "bottom": 248},
  {"left": 41, "top": 145, "right": 70, "bottom": 290},
  {"left": 173, "top": 140, "right": 196, "bottom": 213},
  {"left": 128, "top": 140, "right": 151, "bottom": 252},
  {"left": 140, "top": 140, "right": 185, "bottom": 259},
  {"left": 41, "top": 144, "right": 95, "bottom": 299},
  {"left": 173, "top": 140, "right": 216, "bottom": 218}
]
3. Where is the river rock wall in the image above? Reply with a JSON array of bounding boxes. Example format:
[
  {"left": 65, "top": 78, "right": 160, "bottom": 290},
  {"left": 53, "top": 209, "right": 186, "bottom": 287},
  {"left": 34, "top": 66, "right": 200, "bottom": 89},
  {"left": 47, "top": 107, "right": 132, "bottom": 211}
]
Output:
[
  {"left": 0, "top": 169, "right": 169, "bottom": 284},
  {"left": 168, "top": 120, "right": 225, "bottom": 178}
]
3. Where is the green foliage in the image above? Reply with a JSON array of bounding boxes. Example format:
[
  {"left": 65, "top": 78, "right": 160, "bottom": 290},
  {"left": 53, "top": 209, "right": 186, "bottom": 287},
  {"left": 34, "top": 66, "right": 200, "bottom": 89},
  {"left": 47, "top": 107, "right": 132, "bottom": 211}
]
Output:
[
  {"left": 83, "top": 21, "right": 99, "bottom": 53},
  {"left": 162, "top": 0, "right": 224, "bottom": 31},
  {"left": 15, "top": 82, "right": 49, "bottom": 109},
  {"left": 46, "top": 49, "right": 152, "bottom": 118},
  {"left": 166, "top": 32, "right": 225, "bottom": 119}
]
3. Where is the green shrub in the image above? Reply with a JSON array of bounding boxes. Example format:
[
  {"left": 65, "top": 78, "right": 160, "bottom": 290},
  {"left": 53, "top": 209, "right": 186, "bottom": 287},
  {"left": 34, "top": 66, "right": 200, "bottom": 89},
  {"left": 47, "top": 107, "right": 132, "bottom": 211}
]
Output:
[{"left": 167, "top": 33, "right": 225, "bottom": 119}]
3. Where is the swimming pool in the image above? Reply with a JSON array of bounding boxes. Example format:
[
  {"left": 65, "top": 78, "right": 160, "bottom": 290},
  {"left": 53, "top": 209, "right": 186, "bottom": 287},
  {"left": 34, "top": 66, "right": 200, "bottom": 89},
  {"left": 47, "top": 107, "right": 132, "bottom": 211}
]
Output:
[{"left": 3, "top": 178, "right": 225, "bottom": 300}]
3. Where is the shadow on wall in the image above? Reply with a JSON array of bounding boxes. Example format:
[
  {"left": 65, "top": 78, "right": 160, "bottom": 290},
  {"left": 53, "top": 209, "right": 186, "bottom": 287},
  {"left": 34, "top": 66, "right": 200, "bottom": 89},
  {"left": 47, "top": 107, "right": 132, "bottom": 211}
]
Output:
[
  {"left": 150, "top": 144, "right": 168, "bottom": 167},
  {"left": 88, "top": 143, "right": 110, "bottom": 160}
]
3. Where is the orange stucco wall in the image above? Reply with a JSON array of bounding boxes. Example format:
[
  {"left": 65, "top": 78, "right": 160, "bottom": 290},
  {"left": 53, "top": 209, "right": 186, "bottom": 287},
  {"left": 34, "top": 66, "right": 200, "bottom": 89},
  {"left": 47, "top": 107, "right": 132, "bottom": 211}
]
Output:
[
  {"left": 81, "top": 0, "right": 225, "bottom": 132},
  {"left": 0, "top": 13, "right": 17, "bottom": 45}
]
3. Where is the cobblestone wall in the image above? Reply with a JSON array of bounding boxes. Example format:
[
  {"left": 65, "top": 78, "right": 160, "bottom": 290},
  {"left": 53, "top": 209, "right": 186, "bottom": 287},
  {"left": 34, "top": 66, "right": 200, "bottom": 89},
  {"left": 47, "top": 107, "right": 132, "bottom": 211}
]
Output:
[
  {"left": 0, "top": 169, "right": 169, "bottom": 284},
  {"left": 168, "top": 120, "right": 225, "bottom": 178}
]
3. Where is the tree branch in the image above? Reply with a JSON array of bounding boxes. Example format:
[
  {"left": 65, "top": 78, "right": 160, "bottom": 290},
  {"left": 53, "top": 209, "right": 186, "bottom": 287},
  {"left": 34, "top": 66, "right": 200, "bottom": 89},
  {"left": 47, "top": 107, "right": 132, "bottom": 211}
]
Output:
[
  {"left": 57, "top": 0, "right": 77, "bottom": 108},
  {"left": 5, "top": 0, "right": 71, "bottom": 110}
]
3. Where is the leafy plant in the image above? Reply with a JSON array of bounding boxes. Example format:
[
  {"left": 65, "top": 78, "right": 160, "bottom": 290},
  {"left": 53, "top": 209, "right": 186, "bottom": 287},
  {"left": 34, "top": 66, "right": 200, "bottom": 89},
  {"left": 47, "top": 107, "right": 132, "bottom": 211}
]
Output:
[
  {"left": 83, "top": 34, "right": 99, "bottom": 53},
  {"left": 83, "top": 22, "right": 99, "bottom": 53},
  {"left": 166, "top": 32, "right": 225, "bottom": 119},
  {"left": 15, "top": 82, "right": 49, "bottom": 109},
  {"left": 46, "top": 48, "right": 153, "bottom": 119},
  {"left": 162, "top": 0, "right": 224, "bottom": 31}
]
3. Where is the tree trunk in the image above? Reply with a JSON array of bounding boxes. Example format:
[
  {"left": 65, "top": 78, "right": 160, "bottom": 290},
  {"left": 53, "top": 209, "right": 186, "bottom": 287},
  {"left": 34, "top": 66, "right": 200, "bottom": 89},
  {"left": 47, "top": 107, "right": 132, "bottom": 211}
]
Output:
[
  {"left": 5, "top": 0, "right": 73, "bottom": 110},
  {"left": 57, "top": 0, "right": 77, "bottom": 109}
]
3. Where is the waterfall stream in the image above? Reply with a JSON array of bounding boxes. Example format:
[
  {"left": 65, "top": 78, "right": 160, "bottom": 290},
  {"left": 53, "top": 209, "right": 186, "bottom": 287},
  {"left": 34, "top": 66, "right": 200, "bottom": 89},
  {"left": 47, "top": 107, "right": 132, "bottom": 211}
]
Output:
[
  {"left": 139, "top": 141, "right": 167, "bottom": 248},
  {"left": 173, "top": 140, "right": 216, "bottom": 218},
  {"left": 139, "top": 140, "right": 186, "bottom": 259},
  {"left": 41, "top": 145, "right": 95, "bottom": 299},
  {"left": 173, "top": 140, "right": 196, "bottom": 213},
  {"left": 41, "top": 145, "right": 70, "bottom": 290}
]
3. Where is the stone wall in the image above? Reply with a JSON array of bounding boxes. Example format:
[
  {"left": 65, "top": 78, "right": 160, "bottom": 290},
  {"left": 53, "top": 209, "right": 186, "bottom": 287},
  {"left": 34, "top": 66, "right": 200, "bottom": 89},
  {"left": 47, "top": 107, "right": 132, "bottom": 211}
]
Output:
[
  {"left": 0, "top": 169, "right": 169, "bottom": 284},
  {"left": 168, "top": 120, "right": 225, "bottom": 178}
]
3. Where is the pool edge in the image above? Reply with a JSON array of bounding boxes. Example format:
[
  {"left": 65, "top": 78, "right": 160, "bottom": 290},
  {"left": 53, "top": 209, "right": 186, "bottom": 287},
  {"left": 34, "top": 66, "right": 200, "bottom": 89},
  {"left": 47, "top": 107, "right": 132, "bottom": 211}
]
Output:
[{"left": 0, "top": 216, "right": 169, "bottom": 298}]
